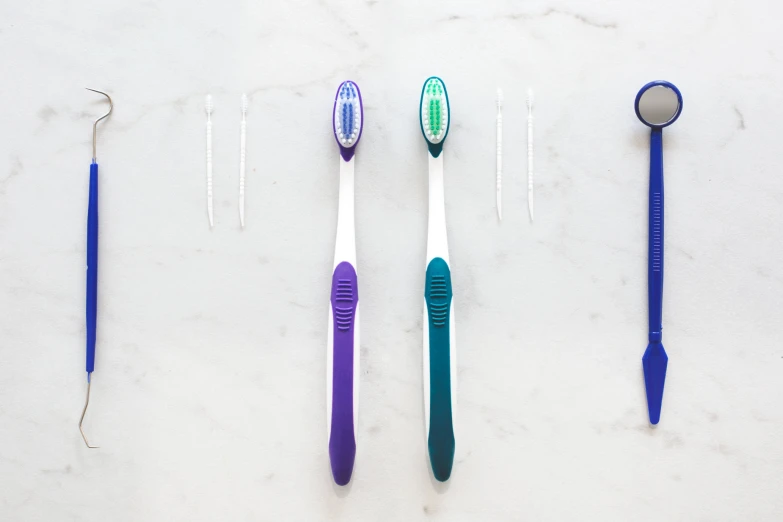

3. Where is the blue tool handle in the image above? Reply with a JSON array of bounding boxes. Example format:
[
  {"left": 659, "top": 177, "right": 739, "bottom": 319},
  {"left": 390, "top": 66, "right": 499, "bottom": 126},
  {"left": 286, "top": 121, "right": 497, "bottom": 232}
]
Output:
[
  {"left": 643, "top": 128, "right": 668, "bottom": 424},
  {"left": 648, "top": 129, "right": 664, "bottom": 343},
  {"left": 86, "top": 161, "right": 99, "bottom": 374}
]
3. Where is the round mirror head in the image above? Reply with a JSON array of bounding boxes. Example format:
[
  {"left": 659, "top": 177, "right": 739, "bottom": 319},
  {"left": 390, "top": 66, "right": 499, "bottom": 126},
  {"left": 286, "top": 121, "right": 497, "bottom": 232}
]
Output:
[{"left": 635, "top": 81, "right": 682, "bottom": 128}]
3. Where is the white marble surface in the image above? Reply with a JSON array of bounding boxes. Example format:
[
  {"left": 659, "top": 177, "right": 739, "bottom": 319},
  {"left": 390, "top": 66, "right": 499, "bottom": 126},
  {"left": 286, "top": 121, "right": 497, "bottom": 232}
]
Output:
[{"left": 1, "top": 0, "right": 782, "bottom": 520}]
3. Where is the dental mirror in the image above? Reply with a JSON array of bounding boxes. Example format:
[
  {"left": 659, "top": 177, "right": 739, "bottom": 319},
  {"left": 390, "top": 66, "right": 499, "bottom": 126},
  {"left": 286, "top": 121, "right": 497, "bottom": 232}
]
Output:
[
  {"left": 635, "top": 80, "right": 682, "bottom": 425},
  {"left": 635, "top": 82, "right": 682, "bottom": 128}
]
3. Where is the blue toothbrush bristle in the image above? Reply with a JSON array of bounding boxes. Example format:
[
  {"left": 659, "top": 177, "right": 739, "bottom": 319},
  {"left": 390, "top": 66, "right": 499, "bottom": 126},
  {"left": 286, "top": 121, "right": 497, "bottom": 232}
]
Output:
[
  {"left": 342, "top": 103, "right": 354, "bottom": 135},
  {"left": 336, "top": 82, "right": 360, "bottom": 146}
]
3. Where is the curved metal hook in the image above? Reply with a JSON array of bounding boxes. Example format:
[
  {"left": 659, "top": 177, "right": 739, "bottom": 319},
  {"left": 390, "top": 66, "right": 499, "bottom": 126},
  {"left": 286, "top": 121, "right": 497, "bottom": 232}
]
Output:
[
  {"left": 79, "top": 377, "right": 99, "bottom": 448},
  {"left": 86, "top": 88, "right": 113, "bottom": 161}
]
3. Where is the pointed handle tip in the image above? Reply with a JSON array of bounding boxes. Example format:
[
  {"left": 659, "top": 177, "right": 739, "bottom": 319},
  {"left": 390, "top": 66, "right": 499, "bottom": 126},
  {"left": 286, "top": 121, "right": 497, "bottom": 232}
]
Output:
[{"left": 642, "top": 343, "right": 668, "bottom": 425}]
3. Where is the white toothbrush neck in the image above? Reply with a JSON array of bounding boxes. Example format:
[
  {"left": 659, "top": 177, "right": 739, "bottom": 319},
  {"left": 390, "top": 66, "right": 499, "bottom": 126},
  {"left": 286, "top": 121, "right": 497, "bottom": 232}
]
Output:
[
  {"left": 427, "top": 153, "right": 449, "bottom": 263},
  {"left": 527, "top": 106, "right": 533, "bottom": 179},
  {"left": 527, "top": 93, "right": 535, "bottom": 222},
  {"left": 205, "top": 112, "right": 213, "bottom": 227},
  {"left": 334, "top": 156, "right": 356, "bottom": 267},
  {"left": 239, "top": 108, "right": 246, "bottom": 227}
]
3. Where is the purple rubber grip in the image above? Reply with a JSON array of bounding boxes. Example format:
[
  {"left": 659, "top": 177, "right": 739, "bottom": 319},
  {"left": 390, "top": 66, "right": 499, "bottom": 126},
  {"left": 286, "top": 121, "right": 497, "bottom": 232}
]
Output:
[{"left": 329, "top": 261, "right": 358, "bottom": 485}]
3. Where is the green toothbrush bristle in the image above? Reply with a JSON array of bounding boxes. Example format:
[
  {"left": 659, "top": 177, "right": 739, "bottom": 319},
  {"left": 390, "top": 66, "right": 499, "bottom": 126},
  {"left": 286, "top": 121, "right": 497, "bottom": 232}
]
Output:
[{"left": 421, "top": 78, "right": 448, "bottom": 142}]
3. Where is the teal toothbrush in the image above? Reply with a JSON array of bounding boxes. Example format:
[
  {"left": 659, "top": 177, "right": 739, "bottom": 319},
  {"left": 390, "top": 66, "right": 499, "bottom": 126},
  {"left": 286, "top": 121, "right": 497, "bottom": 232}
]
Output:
[{"left": 420, "top": 77, "right": 456, "bottom": 481}]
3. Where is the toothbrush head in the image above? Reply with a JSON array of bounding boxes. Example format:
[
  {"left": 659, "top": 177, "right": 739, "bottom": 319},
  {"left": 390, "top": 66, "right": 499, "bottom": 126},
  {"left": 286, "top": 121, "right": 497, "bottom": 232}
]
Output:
[
  {"left": 527, "top": 88, "right": 533, "bottom": 110},
  {"left": 419, "top": 77, "right": 450, "bottom": 157},
  {"left": 205, "top": 94, "right": 213, "bottom": 115},
  {"left": 333, "top": 80, "right": 363, "bottom": 161},
  {"left": 241, "top": 93, "right": 248, "bottom": 114}
]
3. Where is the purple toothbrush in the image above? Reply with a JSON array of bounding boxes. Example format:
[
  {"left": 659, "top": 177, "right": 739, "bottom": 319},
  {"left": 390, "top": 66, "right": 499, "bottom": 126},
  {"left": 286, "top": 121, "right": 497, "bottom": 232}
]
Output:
[{"left": 327, "top": 81, "right": 363, "bottom": 486}]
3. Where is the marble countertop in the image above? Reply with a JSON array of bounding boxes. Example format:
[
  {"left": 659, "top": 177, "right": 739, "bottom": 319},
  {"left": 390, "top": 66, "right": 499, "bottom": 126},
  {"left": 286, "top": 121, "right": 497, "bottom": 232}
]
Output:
[{"left": 1, "top": 0, "right": 782, "bottom": 520}]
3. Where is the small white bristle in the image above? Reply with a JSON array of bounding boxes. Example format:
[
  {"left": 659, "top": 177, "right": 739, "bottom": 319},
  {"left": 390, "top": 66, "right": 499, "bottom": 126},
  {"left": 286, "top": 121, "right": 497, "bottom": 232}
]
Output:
[
  {"left": 205, "top": 94, "right": 213, "bottom": 113},
  {"left": 527, "top": 88, "right": 533, "bottom": 108},
  {"left": 241, "top": 93, "right": 248, "bottom": 113},
  {"left": 497, "top": 88, "right": 503, "bottom": 106}
]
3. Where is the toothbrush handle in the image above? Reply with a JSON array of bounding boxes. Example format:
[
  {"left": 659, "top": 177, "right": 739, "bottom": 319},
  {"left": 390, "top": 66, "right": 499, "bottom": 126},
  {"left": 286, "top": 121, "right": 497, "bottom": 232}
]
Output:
[
  {"left": 206, "top": 118, "right": 213, "bottom": 226},
  {"left": 496, "top": 110, "right": 502, "bottom": 219},
  {"left": 425, "top": 257, "right": 455, "bottom": 482},
  {"left": 648, "top": 129, "right": 664, "bottom": 343},
  {"left": 86, "top": 162, "right": 99, "bottom": 374},
  {"left": 239, "top": 118, "right": 246, "bottom": 226},
  {"left": 328, "top": 261, "right": 358, "bottom": 485}
]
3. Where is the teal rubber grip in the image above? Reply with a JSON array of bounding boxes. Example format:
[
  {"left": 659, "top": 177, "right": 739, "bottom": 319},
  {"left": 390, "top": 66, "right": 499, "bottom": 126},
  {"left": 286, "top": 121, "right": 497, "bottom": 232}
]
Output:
[{"left": 424, "top": 257, "right": 455, "bottom": 481}]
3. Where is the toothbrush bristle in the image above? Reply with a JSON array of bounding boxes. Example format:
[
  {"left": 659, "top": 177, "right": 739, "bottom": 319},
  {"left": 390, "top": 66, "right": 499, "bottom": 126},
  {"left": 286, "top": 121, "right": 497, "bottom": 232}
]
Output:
[
  {"left": 333, "top": 81, "right": 362, "bottom": 148},
  {"left": 241, "top": 94, "right": 248, "bottom": 113},
  {"left": 205, "top": 94, "right": 213, "bottom": 113},
  {"left": 527, "top": 88, "right": 533, "bottom": 109},
  {"left": 420, "top": 77, "right": 449, "bottom": 145},
  {"left": 497, "top": 88, "right": 503, "bottom": 106}
]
